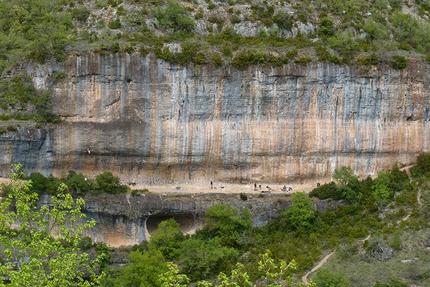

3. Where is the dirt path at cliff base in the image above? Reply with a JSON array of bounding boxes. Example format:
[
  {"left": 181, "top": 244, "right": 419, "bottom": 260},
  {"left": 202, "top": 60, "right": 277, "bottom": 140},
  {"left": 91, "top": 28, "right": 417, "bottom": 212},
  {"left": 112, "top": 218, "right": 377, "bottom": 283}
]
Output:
[
  {"left": 0, "top": 177, "right": 323, "bottom": 195},
  {"left": 133, "top": 181, "right": 322, "bottom": 194}
]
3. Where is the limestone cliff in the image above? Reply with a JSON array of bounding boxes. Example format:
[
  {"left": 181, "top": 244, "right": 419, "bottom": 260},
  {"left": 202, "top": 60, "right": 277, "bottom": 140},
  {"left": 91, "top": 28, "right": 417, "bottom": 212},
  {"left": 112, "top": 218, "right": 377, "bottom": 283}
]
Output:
[{"left": 1, "top": 52, "right": 429, "bottom": 184}]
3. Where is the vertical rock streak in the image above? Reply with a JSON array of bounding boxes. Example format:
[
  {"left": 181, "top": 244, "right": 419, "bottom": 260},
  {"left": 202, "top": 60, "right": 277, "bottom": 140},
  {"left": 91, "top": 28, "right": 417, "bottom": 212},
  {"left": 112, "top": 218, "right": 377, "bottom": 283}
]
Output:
[{"left": 1, "top": 53, "right": 429, "bottom": 183}]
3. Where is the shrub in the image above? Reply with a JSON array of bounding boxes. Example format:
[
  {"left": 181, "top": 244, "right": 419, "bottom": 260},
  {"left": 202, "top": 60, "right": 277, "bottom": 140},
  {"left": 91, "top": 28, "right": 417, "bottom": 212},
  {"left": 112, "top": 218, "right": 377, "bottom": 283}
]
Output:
[
  {"left": 411, "top": 152, "right": 430, "bottom": 178},
  {"left": 108, "top": 18, "right": 122, "bottom": 29},
  {"left": 240, "top": 192, "right": 248, "bottom": 201},
  {"left": 319, "top": 17, "right": 336, "bottom": 37},
  {"left": 71, "top": 8, "right": 90, "bottom": 22},
  {"left": 131, "top": 189, "right": 149, "bottom": 196},
  {"left": 51, "top": 71, "right": 67, "bottom": 80},
  {"left": 95, "top": 171, "right": 128, "bottom": 194},
  {"left": 273, "top": 11, "right": 293, "bottom": 30},
  {"left": 0, "top": 114, "right": 11, "bottom": 121},
  {"left": 6, "top": 126, "right": 17, "bottom": 132},
  {"left": 28, "top": 172, "right": 50, "bottom": 195},
  {"left": 312, "top": 268, "right": 350, "bottom": 287},
  {"left": 294, "top": 56, "right": 312, "bottom": 64},
  {"left": 67, "top": 172, "right": 90, "bottom": 194},
  {"left": 309, "top": 181, "right": 342, "bottom": 200},
  {"left": 391, "top": 55, "right": 408, "bottom": 70},
  {"left": 153, "top": 0, "right": 195, "bottom": 33}
]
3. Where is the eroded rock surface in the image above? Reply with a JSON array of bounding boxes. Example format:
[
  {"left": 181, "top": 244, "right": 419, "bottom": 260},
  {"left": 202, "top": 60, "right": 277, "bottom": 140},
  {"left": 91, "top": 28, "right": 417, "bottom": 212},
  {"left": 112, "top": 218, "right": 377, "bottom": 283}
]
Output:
[{"left": 1, "top": 53, "right": 429, "bottom": 184}]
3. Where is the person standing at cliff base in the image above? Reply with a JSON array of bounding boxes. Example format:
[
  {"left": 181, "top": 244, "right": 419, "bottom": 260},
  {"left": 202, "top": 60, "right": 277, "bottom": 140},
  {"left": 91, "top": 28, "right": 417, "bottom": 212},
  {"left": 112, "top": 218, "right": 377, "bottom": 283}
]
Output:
[{"left": 211, "top": 181, "right": 213, "bottom": 189}]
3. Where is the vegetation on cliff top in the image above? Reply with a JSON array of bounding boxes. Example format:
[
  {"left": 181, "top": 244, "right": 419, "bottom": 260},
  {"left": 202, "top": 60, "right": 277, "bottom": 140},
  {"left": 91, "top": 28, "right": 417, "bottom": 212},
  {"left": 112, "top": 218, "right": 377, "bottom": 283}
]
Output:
[{"left": 1, "top": 0, "right": 430, "bottom": 74}]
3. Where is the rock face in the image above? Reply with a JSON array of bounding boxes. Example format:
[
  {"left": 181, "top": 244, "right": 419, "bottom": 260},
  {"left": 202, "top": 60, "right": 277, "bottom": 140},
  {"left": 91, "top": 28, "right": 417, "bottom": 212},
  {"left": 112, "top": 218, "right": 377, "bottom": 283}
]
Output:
[
  {"left": 79, "top": 192, "right": 343, "bottom": 247},
  {"left": 1, "top": 52, "right": 429, "bottom": 183}
]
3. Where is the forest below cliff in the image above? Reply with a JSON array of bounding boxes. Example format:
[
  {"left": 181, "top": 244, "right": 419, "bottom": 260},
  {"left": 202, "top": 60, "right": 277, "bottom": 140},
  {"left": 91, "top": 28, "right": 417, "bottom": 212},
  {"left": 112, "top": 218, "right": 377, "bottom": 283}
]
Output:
[{"left": 2, "top": 153, "right": 430, "bottom": 286}]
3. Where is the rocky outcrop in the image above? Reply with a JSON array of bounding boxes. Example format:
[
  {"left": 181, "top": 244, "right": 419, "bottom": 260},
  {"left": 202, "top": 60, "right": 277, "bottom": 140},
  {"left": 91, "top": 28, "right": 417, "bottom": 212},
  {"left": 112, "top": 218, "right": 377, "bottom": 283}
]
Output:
[
  {"left": 79, "top": 192, "right": 343, "bottom": 247},
  {"left": 1, "top": 53, "right": 429, "bottom": 184}
]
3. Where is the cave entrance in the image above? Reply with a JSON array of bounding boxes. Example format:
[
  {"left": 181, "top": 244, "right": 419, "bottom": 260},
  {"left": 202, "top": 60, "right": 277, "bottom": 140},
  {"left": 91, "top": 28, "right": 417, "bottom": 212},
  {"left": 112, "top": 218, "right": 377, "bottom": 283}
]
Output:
[{"left": 145, "top": 214, "right": 200, "bottom": 237}]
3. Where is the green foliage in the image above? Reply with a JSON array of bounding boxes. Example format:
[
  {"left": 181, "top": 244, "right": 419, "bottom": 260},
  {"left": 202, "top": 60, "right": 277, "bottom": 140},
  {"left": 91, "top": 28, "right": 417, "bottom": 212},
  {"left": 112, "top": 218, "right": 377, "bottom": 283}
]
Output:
[
  {"left": 309, "top": 181, "right": 342, "bottom": 200},
  {"left": 373, "top": 278, "right": 408, "bottom": 287},
  {"left": 410, "top": 152, "right": 430, "bottom": 178},
  {"left": 153, "top": 0, "right": 195, "bottom": 33},
  {"left": 0, "top": 0, "right": 72, "bottom": 70},
  {"left": 0, "top": 163, "right": 102, "bottom": 286},
  {"left": 274, "top": 11, "right": 293, "bottom": 30},
  {"left": 200, "top": 204, "right": 251, "bottom": 247},
  {"left": 391, "top": 55, "right": 408, "bottom": 69},
  {"left": 333, "top": 166, "right": 356, "bottom": 186},
  {"left": 51, "top": 70, "right": 67, "bottom": 80},
  {"left": 286, "top": 192, "right": 315, "bottom": 229},
  {"left": 108, "top": 18, "right": 122, "bottom": 29},
  {"left": 312, "top": 268, "right": 350, "bottom": 287},
  {"left": 67, "top": 171, "right": 90, "bottom": 194},
  {"left": 179, "top": 237, "right": 238, "bottom": 281},
  {"left": 158, "top": 262, "right": 190, "bottom": 287},
  {"left": 70, "top": 7, "right": 90, "bottom": 22},
  {"left": 95, "top": 171, "right": 128, "bottom": 194},
  {"left": 28, "top": 172, "right": 49, "bottom": 195},
  {"left": 294, "top": 56, "right": 312, "bottom": 64},
  {"left": 388, "top": 163, "right": 410, "bottom": 193},
  {"left": 319, "top": 17, "right": 336, "bottom": 37},
  {"left": 389, "top": 232, "right": 402, "bottom": 251},
  {"left": 0, "top": 73, "right": 58, "bottom": 123},
  {"left": 148, "top": 218, "right": 184, "bottom": 260},
  {"left": 372, "top": 171, "right": 393, "bottom": 200},
  {"left": 232, "top": 49, "right": 265, "bottom": 70},
  {"left": 103, "top": 249, "right": 168, "bottom": 286},
  {"left": 240, "top": 192, "right": 248, "bottom": 200}
]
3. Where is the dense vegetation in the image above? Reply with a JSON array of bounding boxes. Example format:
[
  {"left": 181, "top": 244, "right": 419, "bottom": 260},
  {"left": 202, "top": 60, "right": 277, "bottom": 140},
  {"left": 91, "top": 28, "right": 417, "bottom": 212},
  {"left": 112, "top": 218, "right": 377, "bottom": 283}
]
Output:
[
  {"left": 1, "top": 0, "right": 430, "bottom": 73},
  {"left": 3, "top": 153, "right": 430, "bottom": 286}
]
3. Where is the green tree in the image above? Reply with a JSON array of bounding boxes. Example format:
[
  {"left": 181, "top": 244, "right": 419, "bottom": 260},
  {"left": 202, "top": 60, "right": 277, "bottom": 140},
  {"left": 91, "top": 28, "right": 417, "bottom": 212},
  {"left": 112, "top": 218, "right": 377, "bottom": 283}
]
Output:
[
  {"left": 333, "top": 166, "right": 359, "bottom": 202},
  {"left": 333, "top": 166, "right": 355, "bottom": 186},
  {"left": 95, "top": 171, "right": 127, "bottom": 194},
  {"left": 148, "top": 218, "right": 184, "bottom": 260},
  {"left": 0, "top": 163, "right": 102, "bottom": 287},
  {"left": 372, "top": 171, "right": 393, "bottom": 200},
  {"left": 67, "top": 172, "right": 90, "bottom": 194},
  {"left": 28, "top": 171, "right": 49, "bottom": 195},
  {"left": 196, "top": 250, "right": 314, "bottom": 287},
  {"left": 286, "top": 192, "right": 315, "bottom": 229},
  {"left": 153, "top": 0, "right": 195, "bottom": 33},
  {"left": 410, "top": 152, "right": 430, "bottom": 178},
  {"left": 200, "top": 204, "right": 251, "bottom": 247},
  {"left": 312, "top": 268, "right": 350, "bottom": 287},
  {"left": 104, "top": 249, "right": 168, "bottom": 287},
  {"left": 179, "top": 237, "right": 238, "bottom": 281}
]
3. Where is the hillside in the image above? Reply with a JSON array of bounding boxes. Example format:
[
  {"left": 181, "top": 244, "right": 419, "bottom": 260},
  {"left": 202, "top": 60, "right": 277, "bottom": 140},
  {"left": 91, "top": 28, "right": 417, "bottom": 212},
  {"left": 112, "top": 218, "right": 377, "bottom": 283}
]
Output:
[{"left": 1, "top": 0, "right": 430, "bottom": 73}]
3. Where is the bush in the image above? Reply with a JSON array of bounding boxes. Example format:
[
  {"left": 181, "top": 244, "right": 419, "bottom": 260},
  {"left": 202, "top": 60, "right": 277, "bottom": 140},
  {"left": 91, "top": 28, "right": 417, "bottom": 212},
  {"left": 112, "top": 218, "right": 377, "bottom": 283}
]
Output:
[
  {"left": 309, "top": 182, "right": 342, "bottom": 200},
  {"left": 410, "top": 152, "right": 430, "bottom": 178},
  {"left": 108, "top": 18, "right": 122, "bottom": 29},
  {"left": 67, "top": 172, "right": 90, "bottom": 194},
  {"left": 28, "top": 172, "right": 50, "bottom": 195},
  {"left": 391, "top": 55, "right": 408, "bottom": 70},
  {"left": 312, "top": 268, "right": 350, "bottom": 287},
  {"left": 294, "top": 56, "right": 312, "bottom": 64},
  {"left": 51, "top": 71, "right": 67, "bottom": 80},
  {"left": 239, "top": 192, "right": 247, "bottom": 201},
  {"left": 71, "top": 8, "right": 90, "bottom": 22},
  {"left": 273, "top": 11, "right": 293, "bottom": 30},
  {"left": 153, "top": 0, "right": 195, "bottom": 33},
  {"left": 95, "top": 171, "right": 128, "bottom": 194}
]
